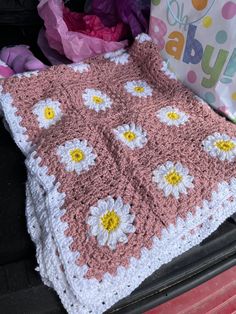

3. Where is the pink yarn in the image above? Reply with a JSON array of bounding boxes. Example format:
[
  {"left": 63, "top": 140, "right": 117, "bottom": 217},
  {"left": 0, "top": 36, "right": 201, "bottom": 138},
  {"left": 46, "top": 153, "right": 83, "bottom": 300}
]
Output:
[
  {"left": 1, "top": 34, "right": 236, "bottom": 313},
  {"left": 3, "top": 36, "right": 236, "bottom": 277}
]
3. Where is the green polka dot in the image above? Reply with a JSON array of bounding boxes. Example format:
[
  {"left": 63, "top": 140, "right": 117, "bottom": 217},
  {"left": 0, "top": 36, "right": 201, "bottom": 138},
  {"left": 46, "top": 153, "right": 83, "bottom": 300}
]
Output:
[
  {"left": 152, "top": 0, "right": 161, "bottom": 5},
  {"left": 216, "top": 30, "right": 227, "bottom": 44}
]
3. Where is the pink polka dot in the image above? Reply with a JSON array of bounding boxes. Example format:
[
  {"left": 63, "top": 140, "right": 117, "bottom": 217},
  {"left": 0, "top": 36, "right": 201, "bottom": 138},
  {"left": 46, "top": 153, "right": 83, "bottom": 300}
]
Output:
[
  {"left": 222, "top": 1, "right": 236, "bottom": 20},
  {"left": 187, "top": 71, "right": 197, "bottom": 83}
]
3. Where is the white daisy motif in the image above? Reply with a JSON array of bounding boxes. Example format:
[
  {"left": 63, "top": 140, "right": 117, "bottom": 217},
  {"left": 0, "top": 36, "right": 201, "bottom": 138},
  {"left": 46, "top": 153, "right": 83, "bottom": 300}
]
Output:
[
  {"left": 104, "top": 49, "right": 129, "bottom": 65},
  {"left": 13, "top": 70, "right": 39, "bottom": 78},
  {"left": 202, "top": 133, "right": 236, "bottom": 162},
  {"left": 136, "top": 33, "right": 152, "bottom": 43},
  {"left": 33, "top": 98, "right": 62, "bottom": 129},
  {"left": 87, "top": 196, "right": 135, "bottom": 250},
  {"left": 153, "top": 161, "right": 194, "bottom": 199},
  {"left": 56, "top": 139, "right": 96, "bottom": 175},
  {"left": 113, "top": 123, "right": 147, "bottom": 149},
  {"left": 68, "top": 62, "right": 90, "bottom": 73},
  {"left": 124, "top": 80, "right": 153, "bottom": 98},
  {"left": 156, "top": 106, "right": 189, "bottom": 126},
  {"left": 82, "top": 88, "right": 112, "bottom": 112}
]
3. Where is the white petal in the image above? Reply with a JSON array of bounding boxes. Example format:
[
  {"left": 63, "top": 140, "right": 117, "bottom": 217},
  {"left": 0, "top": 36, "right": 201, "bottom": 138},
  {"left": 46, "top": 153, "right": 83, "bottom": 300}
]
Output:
[
  {"left": 121, "top": 223, "right": 135, "bottom": 233},
  {"left": 97, "top": 200, "right": 108, "bottom": 211},
  {"left": 107, "top": 197, "right": 115, "bottom": 210},
  {"left": 87, "top": 216, "right": 97, "bottom": 225},
  {"left": 91, "top": 224, "right": 100, "bottom": 236},
  {"left": 165, "top": 161, "right": 174, "bottom": 169},
  {"left": 163, "top": 184, "right": 172, "bottom": 197},
  {"left": 172, "top": 187, "right": 180, "bottom": 199},
  {"left": 97, "top": 230, "right": 109, "bottom": 246},
  {"left": 118, "top": 233, "right": 128, "bottom": 244},
  {"left": 114, "top": 197, "right": 123, "bottom": 210},
  {"left": 107, "top": 232, "right": 118, "bottom": 250},
  {"left": 121, "top": 204, "right": 131, "bottom": 215}
]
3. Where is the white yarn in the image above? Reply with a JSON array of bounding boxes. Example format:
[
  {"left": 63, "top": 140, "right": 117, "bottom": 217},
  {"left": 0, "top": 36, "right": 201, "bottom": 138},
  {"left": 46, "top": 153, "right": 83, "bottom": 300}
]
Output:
[
  {"left": 25, "top": 156, "right": 236, "bottom": 313},
  {"left": 1, "top": 48, "right": 236, "bottom": 314}
]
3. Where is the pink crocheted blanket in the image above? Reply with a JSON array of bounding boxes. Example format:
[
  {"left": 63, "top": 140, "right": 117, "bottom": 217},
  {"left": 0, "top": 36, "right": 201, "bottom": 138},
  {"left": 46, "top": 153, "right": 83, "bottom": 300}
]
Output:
[{"left": 1, "top": 34, "right": 236, "bottom": 314}]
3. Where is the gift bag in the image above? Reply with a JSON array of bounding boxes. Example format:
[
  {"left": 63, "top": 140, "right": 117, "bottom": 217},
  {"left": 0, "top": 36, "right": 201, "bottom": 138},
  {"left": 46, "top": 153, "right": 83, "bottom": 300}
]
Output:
[{"left": 149, "top": 0, "right": 236, "bottom": 122}]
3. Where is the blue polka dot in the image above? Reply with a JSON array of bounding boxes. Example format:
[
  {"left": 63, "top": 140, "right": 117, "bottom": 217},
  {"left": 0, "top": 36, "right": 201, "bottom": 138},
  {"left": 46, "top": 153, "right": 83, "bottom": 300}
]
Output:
[
  {"left": 204, "top": 92, "right": 215, "bottom": 104},
  {"left": 220, "top": 77, "right": 232, "bottom": 84},
  {"left": 216, "top": 30, "right": 227, "bottom": 44}
]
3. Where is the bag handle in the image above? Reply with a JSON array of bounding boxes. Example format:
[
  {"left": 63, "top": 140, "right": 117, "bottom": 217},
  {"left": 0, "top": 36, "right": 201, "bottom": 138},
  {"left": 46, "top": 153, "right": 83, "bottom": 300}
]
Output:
[{"left": 167, "top": 0, "right": 216, "bottom": 25}]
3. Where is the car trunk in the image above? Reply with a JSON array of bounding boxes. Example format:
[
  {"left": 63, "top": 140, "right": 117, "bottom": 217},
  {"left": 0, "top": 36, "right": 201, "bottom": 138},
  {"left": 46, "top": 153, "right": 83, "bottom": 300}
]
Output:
[{"left": 0, "top": 1, "right": 236, "bottom": 313}]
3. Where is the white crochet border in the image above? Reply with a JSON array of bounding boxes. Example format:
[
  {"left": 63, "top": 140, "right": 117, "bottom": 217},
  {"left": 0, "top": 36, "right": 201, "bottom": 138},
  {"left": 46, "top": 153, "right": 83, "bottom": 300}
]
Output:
[
  {"left": 26, "top": 154, "right": 236, "bottom": 313},
  {"left": 1, "top": 47, "right": 236, "bottom": 312},
  {"left": 0, "top": 85, "right": 32, "bottom": 154},
  {"left": 26, "top": 178, "right": 83, "bottom": 314}
]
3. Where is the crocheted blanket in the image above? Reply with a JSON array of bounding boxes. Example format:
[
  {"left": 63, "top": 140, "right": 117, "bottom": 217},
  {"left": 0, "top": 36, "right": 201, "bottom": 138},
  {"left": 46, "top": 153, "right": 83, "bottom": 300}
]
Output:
[{"left": 1, "top": 34, "right": 236, "bottom": 314}]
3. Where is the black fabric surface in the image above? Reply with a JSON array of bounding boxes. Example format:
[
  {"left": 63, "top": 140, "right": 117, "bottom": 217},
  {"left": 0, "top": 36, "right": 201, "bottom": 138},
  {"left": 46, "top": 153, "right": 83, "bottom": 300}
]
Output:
[
  {"left": 0, "top": 0, "right": 45, "bottom": 64},
  {"left": 0, "top": 122, "right": 33, "bottom": 265},
  {"left": 0, "top": 0, "right": 40, "bottom": 26}
]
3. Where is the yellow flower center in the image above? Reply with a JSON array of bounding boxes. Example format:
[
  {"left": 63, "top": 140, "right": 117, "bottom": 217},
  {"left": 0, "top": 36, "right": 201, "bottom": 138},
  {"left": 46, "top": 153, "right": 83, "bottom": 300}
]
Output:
[
  {"left": 215, "top": 140, "right": 235, "bottom": 152},
  {"left": 123, "top": 131, "right": 137, "bottom": 142},
  {"left": 100, "top": 210, "right": 120, "bottom": 232},
  {"left": 70, "top": 149, "right": 84, "bottom": 162},
  {"left": 134, "top": 86, "right": 144, "bottom": 93},
  {"left": 92, "top": 96, "right": 103, "bottom": 104},
  {"left": 167, "top": 112, "right": 180, "bottom": 120},
  {"left": 165, "top": 170, "right": 182, "bottom": 186},
  {"left": 44, "top": 107, "right": 55, "bottom": 120}
]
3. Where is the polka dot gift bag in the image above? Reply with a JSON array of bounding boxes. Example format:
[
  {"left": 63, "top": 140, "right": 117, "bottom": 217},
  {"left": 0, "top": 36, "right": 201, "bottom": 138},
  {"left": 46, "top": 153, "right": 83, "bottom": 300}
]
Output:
[{"left": 149, "top": 0, "right": 236, "bottom": 123}]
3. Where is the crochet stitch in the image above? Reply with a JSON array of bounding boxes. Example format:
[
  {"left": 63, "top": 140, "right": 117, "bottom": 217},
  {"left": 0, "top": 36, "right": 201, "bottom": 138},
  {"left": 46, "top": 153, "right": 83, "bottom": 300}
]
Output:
[{"left": 1, "top": 34, "right": 236, "bottom": 314}]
